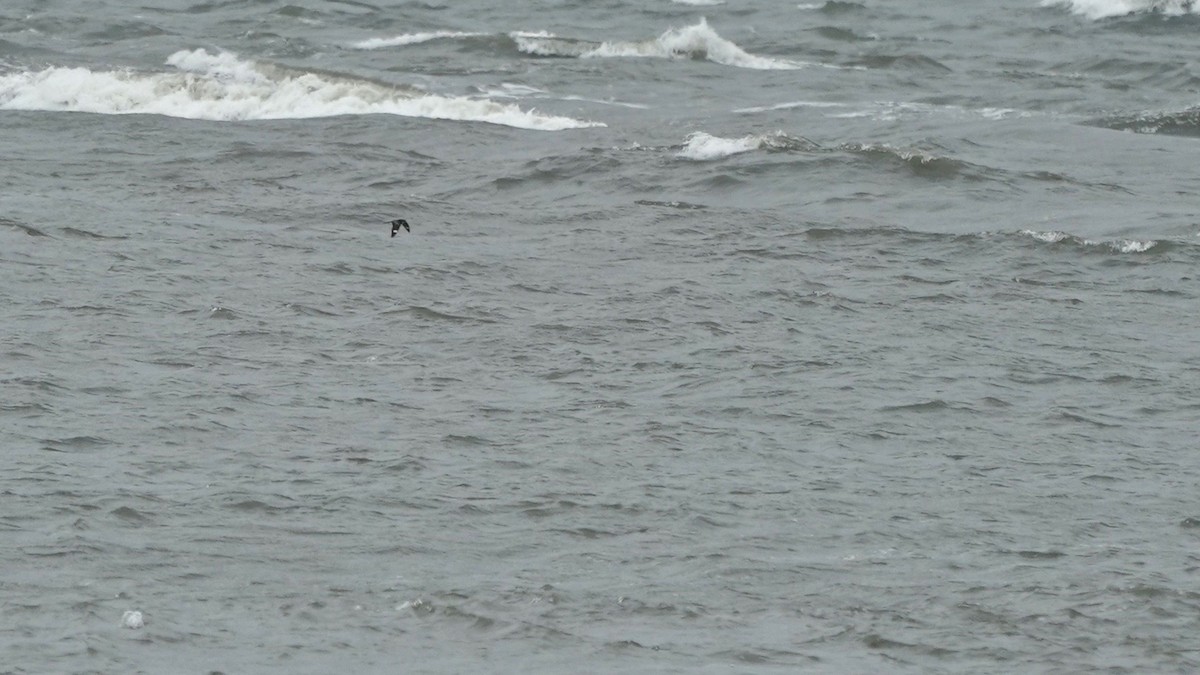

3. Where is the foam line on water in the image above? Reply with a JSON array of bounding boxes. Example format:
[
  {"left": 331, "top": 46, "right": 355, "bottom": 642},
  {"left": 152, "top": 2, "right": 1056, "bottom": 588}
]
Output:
[
  {"left": 351, "top": 31, "right": 488, "bottom": 49},
  {"left": 0, "top": 49, "right": 604, "bottom": 131}
]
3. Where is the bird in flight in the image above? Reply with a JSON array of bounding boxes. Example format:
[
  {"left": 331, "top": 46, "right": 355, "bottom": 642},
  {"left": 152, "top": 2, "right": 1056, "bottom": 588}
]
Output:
[{"left": 390, "top": 219, "right": 410, "bottom": 237}]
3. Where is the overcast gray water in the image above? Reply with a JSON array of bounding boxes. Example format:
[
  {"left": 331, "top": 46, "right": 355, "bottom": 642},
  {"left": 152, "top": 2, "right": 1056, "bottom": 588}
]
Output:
[{"left": 4, "top": 0, "right": 1200, "bottom": 672}]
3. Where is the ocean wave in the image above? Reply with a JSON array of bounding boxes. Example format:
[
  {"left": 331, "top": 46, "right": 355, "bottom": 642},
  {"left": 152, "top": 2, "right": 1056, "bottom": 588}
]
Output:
[
  {"left": 733, "top": 100, "right": 850, "bottom": 113},
  {"left": 839, "top": 143, "right": 986, "bottom": 180},
  {"left": 818, "top": 1, "right": 869, "bottom": 13},
  {"left": 1041, "top": 0, "right": 1200, "bottom": 19},
  {"left": 516, "top": 18, "right": 810, "bottom": 70},
  {"left": 803, "top": 226, "right": 1179, "bottom": 256},
  {"left": 1088, "top": 107, "right": 1200, "bottom": 136},
  {"left": 1020, "top": 229, "right": 1159, "bottom": 253},
  {"left": 0, "top": 49, "right": 603, "bottom": 130},
  {"left": 812, "top": 100, "right": 1032, "bottom": 123},
  {"left": 846, "top": 54, "right": 951, "bottom": 71},
  {"left": 676, "top": 131, "right": 819, "bottom": 160},
  {"left": 351, "top": 31, "right": 488, "bottom": 50}
]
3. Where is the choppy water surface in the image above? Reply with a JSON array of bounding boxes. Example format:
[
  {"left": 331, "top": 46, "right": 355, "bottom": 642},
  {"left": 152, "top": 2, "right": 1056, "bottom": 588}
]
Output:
[{"left": 3, "top": 0, "right": 1200, "bottom": 672}]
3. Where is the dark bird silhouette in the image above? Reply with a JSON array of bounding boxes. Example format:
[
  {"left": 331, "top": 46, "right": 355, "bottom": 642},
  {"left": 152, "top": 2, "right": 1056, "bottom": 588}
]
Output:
[{"left": 390, "top": 219, "right": 410, "bottom": 237}]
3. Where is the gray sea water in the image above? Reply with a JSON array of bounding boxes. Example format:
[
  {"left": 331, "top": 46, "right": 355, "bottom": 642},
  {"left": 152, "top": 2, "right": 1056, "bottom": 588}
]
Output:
[{"left": 4, "top": 0, "right": 1200, "bottom": 672}]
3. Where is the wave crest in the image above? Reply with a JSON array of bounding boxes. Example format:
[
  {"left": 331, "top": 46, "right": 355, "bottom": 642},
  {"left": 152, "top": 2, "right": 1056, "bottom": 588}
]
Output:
[
  {"left": 1041, "top": 0, "right": 1200, "bottom": 19},
  {"left": 517, "top": 19, "right": 809, "bottom": 70},
  {"left": 351, "top": 31, "right": 488, "bottom": 50},
  {"left": 1020, "top": 229, "right": 1159, "bottom": 253},
  {"left": 676, "top": 131, "right": 818, "bottom": 160},
  {"left": 0, "top": 49, "right": 603, "bottom": 130},
  {"left": 1088, "top": 107, "right": 1200, "bottom": 136}
]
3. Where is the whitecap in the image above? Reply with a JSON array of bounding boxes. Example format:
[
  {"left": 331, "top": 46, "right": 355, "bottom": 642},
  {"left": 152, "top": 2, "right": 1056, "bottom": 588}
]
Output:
[
  {"left": 517, "top": 19, "right": 809, "bottom": 70},
  {"left": 352, "top": 31, "right": 487, "bottom": 50},
  {"left": 1041, "top": 0, "right": 1200, "bottom": 19},
  {"left": 593, "top": 18, "right": 807, "bottom": 70},
  {"left": 1020, "top": 229, "right": 1071, "bottom": 243},
  {"left": 1113, "top": 239, "right": 1157, "bottom": 253},
  {"left": 0, "top": 49, "right": 603, "bottom": 131},
  {"left": 1021, "top": 229, "right": 1158, "bottom": 253},
  {"left": 678, "top": 132, "right": 761, "bottom": 160},
  {"left": 120, "top": 610, "right": 144, "bottom": 629},
  {"left": 734, "top": 100, "right": 850, "bottom": 113},
  {"left": 677, "top": 130, "right": 814, "bottom": 160}
]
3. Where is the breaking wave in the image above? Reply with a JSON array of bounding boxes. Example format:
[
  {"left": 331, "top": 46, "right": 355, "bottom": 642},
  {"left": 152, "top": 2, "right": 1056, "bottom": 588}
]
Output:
[
  {"left": 514, "top": 18, "right": 811, "bottom": 70},
  {"left": 1088, "top": 107, "right": 1200, "bottom": 136},
  {"left": 0, "top": 49, "right": 603, "bottom": 130},
  {"left": 1020, "top": 229, "right": 1160, "bottom": 253},
  {"left": 1041, "top": 0, "right": 1200, "bottom": 19},
  {"left": 839, "top": 143, "right": 992, "bottom": 180},
  {"left": 676, "top": 131, "right": 819, "bottom": 160},
  {"left": 351, "top": 31, "right": 488, "bottom": 49}
]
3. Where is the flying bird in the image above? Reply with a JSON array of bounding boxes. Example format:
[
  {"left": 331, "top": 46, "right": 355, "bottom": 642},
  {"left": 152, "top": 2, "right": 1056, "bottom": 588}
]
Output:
[{"left": 390, "top": 219, "right": 410, "bottom": 237}]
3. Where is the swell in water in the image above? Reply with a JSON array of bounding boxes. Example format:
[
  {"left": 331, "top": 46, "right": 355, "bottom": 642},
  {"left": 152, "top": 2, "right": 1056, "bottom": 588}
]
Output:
[
  {"left": 1089, "top": 107, "right": 1200, "bottom": 136},
  {"left": 0, "top": 49, "right": 602, "bottom": 130},
  {"left": 675, "top": 131, "right": 819, "bottom": 160},
  {"left": 355, "top": 19, "right": 814, "bottom": 70},
  {"left": 1042, "top": 0, "right": 1200, "bottom": 19}
]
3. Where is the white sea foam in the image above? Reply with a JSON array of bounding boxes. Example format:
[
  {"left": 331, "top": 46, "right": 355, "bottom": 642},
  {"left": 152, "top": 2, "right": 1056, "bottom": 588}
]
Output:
[
  {"left": 1020, "top": 229, "right": 1158, "bottom": 252},
  {"left": 475, "top": 82, "right": 548, "bottom": 98},
  {"left": 518, "top": 19, "right": 808, "bottom": 70},
  {"left": 677, "top": 131, "right": 813, "bottom": 160},
  {"left": 510, "top": 30, "right": 558, "bottom": 39},
  {"left": 560, "top": 94, "right": 650, "bottom": 109},
  {"left": 1041, "top": 0, "right": 1200, "bottom": 19},
  {"left": 672, "top": 0, "right": 725, "bottom": 5},
  {"left": 734, "top": 100, "right": 850, "bottom": 113},
  {"left": 120, "top": 610, "right": 144, "bottom": 629},
  {"left": 471, "top": 83, "right": 647, "bottom": 110},
  {"left": 508, "top": 31, "right": 589, "bottom": 57},
  {"left": 352, "top": 31, "right": 487, "bottom": 50},
  {"left": 678, "top": 132, "right": 761, "bottom": 160},
  {"left": 1021, "top": 229, "right": 1071, "bottom": 243},
  {"left": 0, "top": 49, "right": 602, "bottom": 130},
  {"left": 1113, "top": 239, "right": 1157, "bottom": 253},
  {"left": 822, "top": 100, "right": 1033, "bottom": 122}
]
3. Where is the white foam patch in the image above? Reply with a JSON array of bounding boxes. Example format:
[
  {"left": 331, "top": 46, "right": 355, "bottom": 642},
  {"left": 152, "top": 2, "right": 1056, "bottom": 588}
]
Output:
[
  {"left": 821, "top": 100, "right": 1033, "bottom": 122},
  {"left": 734, "top": 100, "right": 850, "bottom": 113},
  {"left": 1041, "top": 0, "right": 1200, "bottom": 19},
  {"left": 474, "top": 83, "right": 648, "bottom": 109},
  {"left": 1113, "top": 239, "right": 1157, "bottom": 253},
  {"left": 560, "top": 95, "right": 649, "bottom": 109},
  {"left": 677, "top": 131, "right": 812, "bottom": 160},
  {"left": 672, "top": 0, "right": 725, "bottom": 5},
  {"left": 678, "top": 132, "right": 761, "bottom": 160},
  {"left": 1021, "top": 229, "right": 1158, "bottom": 253},
  {"left": 0, "top": 49, "right": 603, "bottom": 131},
  {"left": 591, "top": 19, "right": 807, "bottom": 70},
  {"left": 120, "top": 610, "right": 144, "bottom": 629},
  {"left": 518, "top": 19, "right": 808, "bottom": 70},
  {"left": 509, "top": 31, "right": 590, "bottom": 57},
  {"left": 352, "top": 31, "right": 487, "bottom": 49},
  {"left": 1021, "top": 229, "right": 1071, "bottom": 243}
]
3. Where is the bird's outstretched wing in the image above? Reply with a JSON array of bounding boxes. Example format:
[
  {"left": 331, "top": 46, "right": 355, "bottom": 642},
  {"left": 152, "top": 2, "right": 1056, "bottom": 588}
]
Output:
[{"left": 390, "top": 219, "right": 410, "bottom": 237}]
